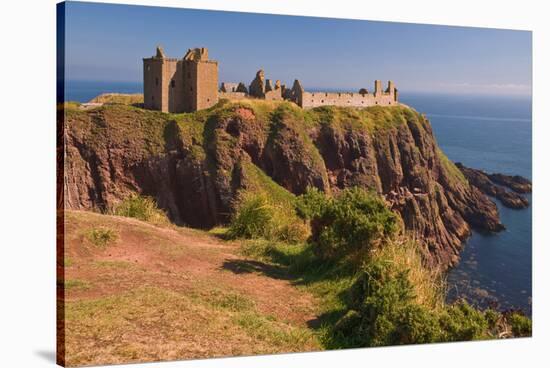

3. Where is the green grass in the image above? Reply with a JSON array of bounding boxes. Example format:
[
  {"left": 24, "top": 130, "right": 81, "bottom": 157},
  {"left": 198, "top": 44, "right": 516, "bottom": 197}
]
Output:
[
  {"left": 112, "top": 194, "right": 169, "bottom": 225},
  {"left": 64, "top": 286, "right": 317, "bottom": 366},
  {"left": 62, "top": 101, "right": 82, "bottom": 111},
  {"left": 238, "top": 239, "right": 357, "bottom": 341},
  {"left": 91, "top": 260, "right": 135, "bottom": 269},
  {"left": 89, "top": 93, "right": 144, "bottom": 105},
  {"left": 227, "top": 192, "right": 309, "bottom": 244},
  {"left": 64, "top": 104, "right": 172, "bottom": 157},
  {"left": 268, "top": 104, "right": 330, "bottom": 187},
  {"left": 304, "top": 104, "right": 413, "bottom": 132},
  {"left": 85, "top": 227, "right": 118, "bottom": 248},
  {"left": 65, "top": 279, "right": 92, "bottom": 291},
  {"left": 233, "top": 311, "right": 314, "bottom": 348},
  {"left": 241, "top": 161, "right": 296, "bottom": 208},
  {"left": 197, "top": 288, "right": 256, "bottom": 312},
  {"left": 437, "top": 148, "right": 468, "bottom": 185}
]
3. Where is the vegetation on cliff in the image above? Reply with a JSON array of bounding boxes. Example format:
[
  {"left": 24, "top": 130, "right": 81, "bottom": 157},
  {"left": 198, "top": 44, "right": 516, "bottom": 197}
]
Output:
[
  {"left": 232, "top": 187, "right": 531, "bottom": 348},
  {"left": 89, "top": 93, "right": 144, "bottom": 105}
]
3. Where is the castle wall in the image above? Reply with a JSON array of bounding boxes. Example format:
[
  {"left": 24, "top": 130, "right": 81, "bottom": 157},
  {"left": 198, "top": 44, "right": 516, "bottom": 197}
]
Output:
[
  {"left": 196, "top": 61, "right": 219, "bottom": 110},
  {"left": 180, "top": 61, "right": 198, "bottom": 112},
  {"left": 299, "top": 91, "right": 397, "bottom": 109},
  {"left": 162, "top": 59, "right": 181, "bottom": 113},
  {"left": 220, "top": 82, "right": 238, "bottom": 93},
  {"left": 264, "top": 89, "right": 283, "bottom": 101},
  {"left": 219, "top": 91, "right": 248, "bottom": 100},
  {"left": 143, "top": 58, "right": 164, "bottom": 111}
]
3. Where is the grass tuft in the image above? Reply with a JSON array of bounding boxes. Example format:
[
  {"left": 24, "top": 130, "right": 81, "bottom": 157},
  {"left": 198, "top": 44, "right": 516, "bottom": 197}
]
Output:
[
  {"left": 64, "top": 279, "right": 92, "bottom": 291},
  {"left": 85, "top": 227, "right": 118, "bottom": 248},
  {"left": 228, "top": 192, "right": 308, "bottom": 244},
  {"left": 112, "top": 194, "right": 169, "bottom": 225}
]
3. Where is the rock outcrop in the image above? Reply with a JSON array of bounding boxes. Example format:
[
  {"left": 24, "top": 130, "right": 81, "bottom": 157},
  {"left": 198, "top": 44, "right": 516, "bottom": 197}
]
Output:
[
  {"left": 62, "top": 101, "right": 509, "bottom": 269},
  {"left": 455, "top": 163, "right": 530, "bottom": 209}
]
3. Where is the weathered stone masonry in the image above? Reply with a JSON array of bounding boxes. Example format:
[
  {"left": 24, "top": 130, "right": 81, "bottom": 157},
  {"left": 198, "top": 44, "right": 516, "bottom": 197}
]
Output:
[
  {"left": 144, "top": 46, "right": 398, "bottom": 113},
  {"left": 143, "top": 47, "right": 218, "bottom": 113}
]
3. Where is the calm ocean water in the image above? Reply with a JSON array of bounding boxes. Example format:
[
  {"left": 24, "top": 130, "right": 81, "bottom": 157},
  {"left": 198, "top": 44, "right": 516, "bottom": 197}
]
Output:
[
  {"left": 401, "top": 93, "right": 532, "bottom": 315},
  {"left": 66, "top": 81, "right": 532, "bottom": 314}
]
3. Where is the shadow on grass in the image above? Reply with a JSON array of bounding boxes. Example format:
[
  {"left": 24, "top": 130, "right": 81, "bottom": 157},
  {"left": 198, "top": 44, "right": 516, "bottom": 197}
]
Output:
[
  {"left": 221, "top": 241, "right": 356, "bottom": 346},
  {"left": 222, "top": 259, "right": 291, "bottom": 280}
]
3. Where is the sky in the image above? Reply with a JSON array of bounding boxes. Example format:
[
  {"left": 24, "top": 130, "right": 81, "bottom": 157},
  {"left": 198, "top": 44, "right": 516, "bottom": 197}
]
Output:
[{"left": 63, "top": 1, "right": 532, "bottom": 96}]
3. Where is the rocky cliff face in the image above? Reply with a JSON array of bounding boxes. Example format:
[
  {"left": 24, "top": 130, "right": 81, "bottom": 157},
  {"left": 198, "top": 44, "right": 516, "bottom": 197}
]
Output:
[{"left": 62, "top": 101, "right": 506, "bottom": 269}]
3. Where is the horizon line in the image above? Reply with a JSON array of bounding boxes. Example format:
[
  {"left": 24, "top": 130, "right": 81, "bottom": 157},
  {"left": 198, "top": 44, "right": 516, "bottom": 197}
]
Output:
[{"left": 64, "top": 79, "right": 533, "bottom": 99}]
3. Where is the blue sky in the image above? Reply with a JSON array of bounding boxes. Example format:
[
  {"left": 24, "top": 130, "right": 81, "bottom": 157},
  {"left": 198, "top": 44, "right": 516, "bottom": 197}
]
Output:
[{"left": 63, "top": 1, "right": 532, "bottom": 95}]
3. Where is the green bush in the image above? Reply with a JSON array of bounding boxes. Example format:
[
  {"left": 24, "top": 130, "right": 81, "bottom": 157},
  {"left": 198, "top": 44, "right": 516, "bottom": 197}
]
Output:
[
  {"left": 85, "top": 227, "right": 117, "bottom": 248},
  {"left": 295, "top": 186, "right": 328, "bottom": 220},
  {"left": 112, "top": 194, "right": 169, "bottom": 224},
  {"left": 298, "top": 187, "right": 398, "bottom": 261},
  {"left": 439, "top": 302, "right": 489, "bottom": 341},
  {"left": 330, "top": 240, "right": 517, "bottom": 347},
  {"left": 484, "top": 308, "right": 500, "bottom": 328},
  {"left": 335, "top": 256, "right": 442, "bottom": 347},
  {"left": 508, "top": 312, "right": 532, "bottom": 337},
  {"left": 228, "top": 193, "right": 308, "bottom": 243}
]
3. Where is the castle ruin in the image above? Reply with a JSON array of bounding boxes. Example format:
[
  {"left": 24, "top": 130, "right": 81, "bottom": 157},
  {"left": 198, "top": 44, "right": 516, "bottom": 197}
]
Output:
[
  {"left": 143, "top": 46, "right": 398, "bottom": 113},
  {"left": 143, "top": 47, "right": 218, "bottom": 113}
]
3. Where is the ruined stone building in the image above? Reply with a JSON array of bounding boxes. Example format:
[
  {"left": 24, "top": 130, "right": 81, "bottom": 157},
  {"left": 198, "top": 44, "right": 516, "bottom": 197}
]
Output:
[
  {"left": 287, "top": 79, "right": 399, "bottom": 109},
  {"left": 143, "top": 47, "right": 218, "bottom": 113},
  {"left": 143, "top": 46, "right": 399, "bottom": 113}
]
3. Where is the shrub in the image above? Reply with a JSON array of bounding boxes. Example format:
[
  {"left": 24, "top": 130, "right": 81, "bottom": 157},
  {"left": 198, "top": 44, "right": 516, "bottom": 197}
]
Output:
[
  {"left": 295, "top": 186, "right": 328, "bottom": 220},
  {"left": 228, "top": 192, "right": 308, "bottom": 243},
  {"left": 439, "top": 302, "right": 489, "bottom": 341},
  {"left": 112, "top": 194, "right": 169, "bottom": 224},
  {"left": 85, "top": 227, "right": 117, "bottom": 248},
  {"left": 335, "top": 255, "right": 442, "bottom": 347},
  {"left": 299, "top": 187, "right": 398, "bottom": 261},
  {"left": 330, "top": 237, "right": 502, "bottom": 347},
  {"left": 228, "top": 193, "right": 276, "bottom": 239},
  {"left": 484, "top": 308, "right": 500, "bottom": 329},
  {"left": 508, "top": 312, "right": 532, "bottom": 337}
]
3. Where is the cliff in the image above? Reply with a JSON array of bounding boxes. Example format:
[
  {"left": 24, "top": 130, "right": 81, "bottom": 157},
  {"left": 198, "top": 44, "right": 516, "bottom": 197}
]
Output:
[{"left": 62, "top": 99, "right": 505, "bottom": 269}]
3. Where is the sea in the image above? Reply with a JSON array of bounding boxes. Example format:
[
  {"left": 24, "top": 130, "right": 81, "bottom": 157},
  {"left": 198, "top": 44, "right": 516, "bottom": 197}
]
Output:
[{"left": 66, "top": 80, "right": 533, "bottom": 315}]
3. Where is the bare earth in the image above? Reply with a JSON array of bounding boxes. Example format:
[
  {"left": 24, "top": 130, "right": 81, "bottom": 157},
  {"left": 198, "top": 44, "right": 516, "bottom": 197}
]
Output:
[{"left": 62, "top": 210, "right": 320, "bottom": 366}]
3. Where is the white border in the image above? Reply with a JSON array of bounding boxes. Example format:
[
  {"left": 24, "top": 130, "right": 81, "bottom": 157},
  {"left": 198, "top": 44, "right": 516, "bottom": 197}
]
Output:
[{"left": 0, "top": 0, "right": 548, "bottom": 367}]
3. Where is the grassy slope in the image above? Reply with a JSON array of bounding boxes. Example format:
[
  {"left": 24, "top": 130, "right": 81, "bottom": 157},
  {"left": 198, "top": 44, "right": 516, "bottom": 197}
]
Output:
[
  {"left": 238, "top": 237, "right": 443, "bottom": 348},
  {"left": 89, "top": 93, "right": 144, "bottom": 105},
  {"left": 65, "top": 103, "right": 172, "bottom": 157},
  {"left": 62, "top": 210, "right": 319, "bottom": 366}
]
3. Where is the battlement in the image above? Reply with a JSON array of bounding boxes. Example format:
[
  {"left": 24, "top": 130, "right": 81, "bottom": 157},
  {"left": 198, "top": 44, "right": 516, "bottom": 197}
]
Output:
[{"left": 143, "top": 46, "right": 399, "bottom": 113}]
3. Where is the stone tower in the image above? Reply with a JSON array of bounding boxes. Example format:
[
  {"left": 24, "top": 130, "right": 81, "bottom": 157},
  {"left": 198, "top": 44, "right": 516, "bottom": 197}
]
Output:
[
  {"left": 374, "top": 80, "right": 383, "bottom": 97},
  {"left": 143, "top": 46, "right": 218, "bottom": 113}
]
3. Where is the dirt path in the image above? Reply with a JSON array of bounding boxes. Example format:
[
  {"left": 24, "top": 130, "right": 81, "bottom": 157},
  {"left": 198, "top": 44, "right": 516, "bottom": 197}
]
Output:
[{"left": 61, "top": 210, "right": 320, "bottom": 366}]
